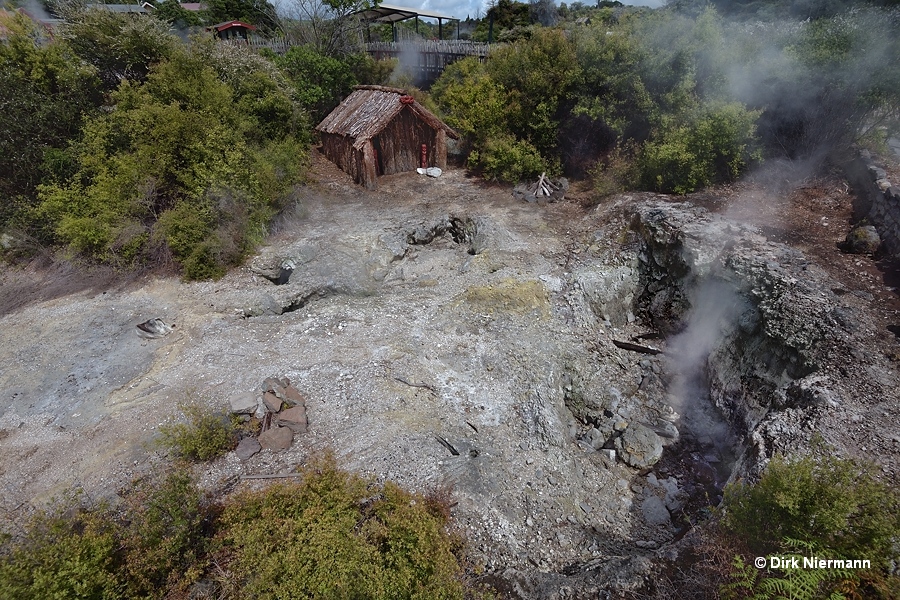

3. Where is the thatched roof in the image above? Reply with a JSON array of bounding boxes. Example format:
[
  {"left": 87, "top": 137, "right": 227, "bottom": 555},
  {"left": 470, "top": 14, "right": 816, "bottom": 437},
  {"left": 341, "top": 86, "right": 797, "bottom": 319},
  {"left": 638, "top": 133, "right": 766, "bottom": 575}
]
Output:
[{"left": 316, "top": 85, "right": 459, "bottom": 150}]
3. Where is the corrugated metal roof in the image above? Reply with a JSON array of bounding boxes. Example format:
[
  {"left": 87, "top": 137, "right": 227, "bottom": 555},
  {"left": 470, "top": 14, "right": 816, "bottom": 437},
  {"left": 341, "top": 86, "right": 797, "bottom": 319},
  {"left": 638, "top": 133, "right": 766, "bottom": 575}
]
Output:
[{"left": 316, "top": 85, "right": 458, "bottom": 150}]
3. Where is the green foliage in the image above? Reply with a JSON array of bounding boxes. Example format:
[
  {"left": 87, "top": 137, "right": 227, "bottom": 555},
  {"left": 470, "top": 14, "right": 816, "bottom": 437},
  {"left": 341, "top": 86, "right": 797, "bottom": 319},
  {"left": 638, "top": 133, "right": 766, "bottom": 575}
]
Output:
[
  {"left": 723, "top": 543, "right": 855, "bottom": 600},
  {"left": 639, "top": 102, "right": 761, "bottom": 194},
  {"left": 724, "top": 452, "right": 900, "bottom": 567},
  {"left": 0, "top": 471, "right": 209, "bottom": 600},
  {"left": 486, "top": 28, "right": 580, "bottom": 158},
  {"left": 275, "top": 45, "right": 357, "bottom": 122},
  {"left": 0, "top": 496, "right": 122, "bottom": 600},
  {"left": 152, "top": 0, "right": 203, "bottom": 27},
  {"left": 202, "top": 0, "right": 280, "bottom": 32},
  {"left": 36, "top": 42, "right": 306, "bottom": 278},
  {"left": 120, "top": 469, "right": 207, "bottom": 595},
  {"left": 218, "top": 454, "right": 466, "bottom": 599},
  {"left": 472, "top": 135, "right": 547, "bottom": 183},
  {"left": 721, "top": 448, "right": 900, "bottom": 599},
  {"left": 471, "top": 0, "right": 530, "bottom": 42},
  {"left": 571, "top": 27, "right": 653, "bottom": 138},
  {"left": 158, "top": 402, "right": 238, "bottom": 461},
  {"left": 430, "top": 57, "right": 507, "bottom": 149},
  {"left": 0, "top": 13, "right": 101, "bottom": 227},
  {"left": 58, "top": 9, "right": 179, "bottom": 91}
]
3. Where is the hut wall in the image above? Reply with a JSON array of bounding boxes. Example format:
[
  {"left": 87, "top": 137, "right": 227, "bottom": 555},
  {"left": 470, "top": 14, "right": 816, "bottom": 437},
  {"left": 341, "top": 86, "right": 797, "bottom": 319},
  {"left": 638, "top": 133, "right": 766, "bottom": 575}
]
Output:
[
  {"left": 374, "top": 107, "right": 440, "bottom": 176},
  {"left": 320, "top": 132, "right": 371, "bottom": 187}
]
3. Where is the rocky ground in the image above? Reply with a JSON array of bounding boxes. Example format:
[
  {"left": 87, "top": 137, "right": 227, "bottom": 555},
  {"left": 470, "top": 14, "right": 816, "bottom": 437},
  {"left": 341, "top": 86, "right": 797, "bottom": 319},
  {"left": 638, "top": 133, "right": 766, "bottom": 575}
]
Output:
[{"left": 1, "top": 150, "right": 898, "bottom": 598}]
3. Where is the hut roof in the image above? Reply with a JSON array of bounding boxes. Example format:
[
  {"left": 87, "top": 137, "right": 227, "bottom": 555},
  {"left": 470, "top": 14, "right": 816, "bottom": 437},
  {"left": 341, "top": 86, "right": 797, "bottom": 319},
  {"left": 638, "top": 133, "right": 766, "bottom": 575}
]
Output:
[
  {"left": 316, "top": 85, "right": 459, "bottom": 150},
  {"left": 210, "top": 20, "right": 257, "bottom": 31}
]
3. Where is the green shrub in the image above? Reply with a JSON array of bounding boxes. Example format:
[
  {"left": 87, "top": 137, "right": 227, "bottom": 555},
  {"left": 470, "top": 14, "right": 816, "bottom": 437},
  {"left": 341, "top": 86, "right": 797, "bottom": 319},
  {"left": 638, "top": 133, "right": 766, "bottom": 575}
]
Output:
[
  {"left": 722, "top": 449, "right": 900, "bottom": 599},
  {"left": 217, "top": 454, "right": 467, "bottom": 599},
  {"left": 120, "top": 468, "right": 207, "bottom": 596},
  {"left": 639, "top": 102, "right": 761, "bottom": 194},
  {"left": 474, "top": 135, "right": 547, "bottom": 183},
  {"left": 431, "top": 57, "right": 508, "bottom": 150},
  {"left": 723, "top": 539, "right": 858, "bottom": 600},
  {"left": 36, "top": 42, "right": 307, "bottom": 279},
  {"left": 158, "top": 403, "right": 238, "bottom": 461},
  {"left": 275, "top": 45, "right": 357, "bottom": 122},
  {"left": 0, "top": 497, "right": 122, "bottom": 599}
]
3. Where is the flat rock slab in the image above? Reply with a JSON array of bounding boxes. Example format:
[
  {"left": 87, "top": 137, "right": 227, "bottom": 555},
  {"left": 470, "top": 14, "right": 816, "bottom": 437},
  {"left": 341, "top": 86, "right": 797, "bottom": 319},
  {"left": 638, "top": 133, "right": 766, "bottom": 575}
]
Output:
[
  {"left": 641, "top": 495, "right": 671, "bottom": 527},
  {"left": 262, "top": 391, "right": 283, "bottom": 413},
  {"left": 278, "top": 405, "right": 308, "bottom": 433},
  {"left": 235, "top": 436, "right": 261, "bottom": 460},
  {"left": 229, "top": 392, "right": 258, "bottom": 415},
  {"left": 283, "top": 385, "right": 306, "bottom": 406},
  {"left": 258, "top": 425, "right": 293, "bottom": 451}
]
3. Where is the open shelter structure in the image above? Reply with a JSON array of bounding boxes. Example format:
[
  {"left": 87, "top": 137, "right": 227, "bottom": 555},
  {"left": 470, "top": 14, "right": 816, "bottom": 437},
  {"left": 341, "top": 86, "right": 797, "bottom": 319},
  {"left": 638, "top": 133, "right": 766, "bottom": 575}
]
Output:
[
  {"left": 316, "top": 85, "right": 459, "bottom": 189},
  {"left": 355, "top": 2, "right": 459, "bottom": 41}
]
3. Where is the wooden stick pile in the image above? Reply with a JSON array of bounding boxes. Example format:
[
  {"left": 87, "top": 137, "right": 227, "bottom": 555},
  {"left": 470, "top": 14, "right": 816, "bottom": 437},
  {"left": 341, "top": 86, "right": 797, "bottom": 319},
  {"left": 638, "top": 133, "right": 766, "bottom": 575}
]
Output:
[{"left": 528, "top": 172, "right": 561, "bottom": 197}]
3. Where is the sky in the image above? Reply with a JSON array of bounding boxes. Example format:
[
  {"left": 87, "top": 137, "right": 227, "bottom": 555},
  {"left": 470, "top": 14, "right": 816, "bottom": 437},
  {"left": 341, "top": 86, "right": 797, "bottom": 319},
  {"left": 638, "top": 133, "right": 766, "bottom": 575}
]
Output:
[{"left": 409, "top": 0, "right": 665, "bottom": 24}]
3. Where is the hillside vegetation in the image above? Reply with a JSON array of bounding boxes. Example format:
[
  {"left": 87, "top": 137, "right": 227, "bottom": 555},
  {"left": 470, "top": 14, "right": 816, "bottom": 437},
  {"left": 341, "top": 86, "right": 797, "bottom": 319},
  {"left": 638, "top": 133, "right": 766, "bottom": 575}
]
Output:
[{"left": 1, "top": 0, "right": 898, "bottom": 275}]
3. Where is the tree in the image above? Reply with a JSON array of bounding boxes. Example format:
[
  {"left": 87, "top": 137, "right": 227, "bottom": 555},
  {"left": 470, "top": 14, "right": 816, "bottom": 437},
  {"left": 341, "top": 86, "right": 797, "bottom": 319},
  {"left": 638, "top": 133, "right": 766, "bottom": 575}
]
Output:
[
  {"left": 529, "top": 0, "right": 558, "bottom": 26},
  {"left": 57, "top": 8, "right": 179, "bottom": 91},
  {"left": 0, "top": 12, "right": 101, "bottom": 230},
  {"left": 280, "top": 0, "right": 374, "bottom": 58},
  {"left": 274, "top": 45, "right": 357, "bottom": 121},
  {"left": 36, "top": 43, "right": 306, "bottom": 278},
  {"left": 151, "top": 0, "right": 203, "bottom": 28}
]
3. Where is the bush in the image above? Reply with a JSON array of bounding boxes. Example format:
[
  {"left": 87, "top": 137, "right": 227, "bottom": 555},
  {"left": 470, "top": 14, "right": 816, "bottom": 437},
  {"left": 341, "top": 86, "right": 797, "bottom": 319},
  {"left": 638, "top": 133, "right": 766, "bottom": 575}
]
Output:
[
  {"left": 724, "top": 452, "right": 900, "bottom": 565},
  {"left": 431, "top": 57, "right": 508, "bottom": 150},
  {"left": 0, "top": 498, "right": 122, "bottom": 600},
  {"left": 639, "top": 102, "right": 761, "bottom": 194},
  {"left": 721, "top": 449, "right": 900, "bottom": 599},
  {"left": 0, "top": 456, "right": 483, "bottom": 599},
  {"left": 217, "top": 454, "right": 467, "bottom": 599},
  {"left": 120, "top": 468, "right": 207, "bottom": 596},
  {"left": 36, "top": 42, "right": 307, "bottom": 278},
  {"left": 275, "top": 45, "right": 357, "bottom": 122},
  {"left": 0, "top": 13, "right": 101, "bottom": 227},
  {"left": 472, "top": 135, "right": 547, "bottom": 183},
  {"left": 158, "top": 402, "right": 238, "bottom": 461}
]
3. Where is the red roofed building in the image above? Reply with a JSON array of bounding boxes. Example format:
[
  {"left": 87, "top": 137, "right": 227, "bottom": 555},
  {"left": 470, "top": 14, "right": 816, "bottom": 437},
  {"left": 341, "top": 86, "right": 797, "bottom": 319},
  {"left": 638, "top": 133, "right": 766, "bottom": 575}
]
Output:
[{"left": 209, "top": 20, "right": 256, "bottom": 40}]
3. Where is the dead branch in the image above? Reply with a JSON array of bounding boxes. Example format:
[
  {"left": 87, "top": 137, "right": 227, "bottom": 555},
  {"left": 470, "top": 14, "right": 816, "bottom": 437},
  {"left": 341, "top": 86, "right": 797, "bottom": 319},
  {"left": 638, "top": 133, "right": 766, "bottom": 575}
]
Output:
[
  {"left": 393, "top": 376, "right": 436, "bottom": 392},
  {"left": 612, "top": 339, "right": 663, "bottom": 355}
]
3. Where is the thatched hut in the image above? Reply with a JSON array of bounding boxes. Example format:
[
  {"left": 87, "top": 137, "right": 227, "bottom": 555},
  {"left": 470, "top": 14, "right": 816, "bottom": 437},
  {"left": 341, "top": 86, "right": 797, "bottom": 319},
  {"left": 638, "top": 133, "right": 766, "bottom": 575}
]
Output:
[{"left": 316, "top": 85, "right": 459, "bottom": 189}]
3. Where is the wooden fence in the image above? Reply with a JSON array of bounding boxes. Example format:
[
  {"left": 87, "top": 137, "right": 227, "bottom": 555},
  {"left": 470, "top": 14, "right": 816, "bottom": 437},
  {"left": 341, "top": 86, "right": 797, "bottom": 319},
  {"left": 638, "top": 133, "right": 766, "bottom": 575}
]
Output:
[{"left": 365, "top": 40, "right": 491, "bottom": 85}]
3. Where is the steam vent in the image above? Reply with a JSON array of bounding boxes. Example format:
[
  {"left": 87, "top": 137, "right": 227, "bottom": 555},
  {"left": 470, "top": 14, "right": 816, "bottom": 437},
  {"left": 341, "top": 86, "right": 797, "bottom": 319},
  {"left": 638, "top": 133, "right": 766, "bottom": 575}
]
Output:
[{"left": 316, "top": 85, "right": 459, "bottom": 189}]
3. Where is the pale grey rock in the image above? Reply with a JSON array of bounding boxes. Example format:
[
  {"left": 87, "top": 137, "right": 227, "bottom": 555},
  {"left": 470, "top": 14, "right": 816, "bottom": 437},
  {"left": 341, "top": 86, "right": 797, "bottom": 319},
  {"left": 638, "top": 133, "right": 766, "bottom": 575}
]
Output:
[
  {"left": 641, "top": 495, "right": 670, "bottom": 527},
  {"left": 614, "top": 423, "right": 663, "bottom": 468},
  {"left": 229, "top": 392, "right": 258, "bottom": 415},
  {"left": 235, "top": 437, "right": 261, "bottom": 460}
]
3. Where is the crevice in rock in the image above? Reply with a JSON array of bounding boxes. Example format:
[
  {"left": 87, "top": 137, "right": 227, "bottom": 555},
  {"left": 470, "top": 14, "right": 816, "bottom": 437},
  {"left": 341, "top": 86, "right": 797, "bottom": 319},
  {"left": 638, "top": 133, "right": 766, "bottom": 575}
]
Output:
[
  {"left": 406, "top": 215, "right": 479, "bottom": 256},
  {"left": 282, "top": 287, "right": 336, "bottom": 313},
  {"left": 269, "top": 266, "right": 293, "bottom": 285}
]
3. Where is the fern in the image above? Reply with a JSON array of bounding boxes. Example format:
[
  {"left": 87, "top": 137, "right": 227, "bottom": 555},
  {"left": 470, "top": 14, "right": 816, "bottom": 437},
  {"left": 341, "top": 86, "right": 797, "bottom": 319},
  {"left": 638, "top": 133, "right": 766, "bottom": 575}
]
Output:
[{"left": 722, "top": 539, "right": 858, "bottom": 600}]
